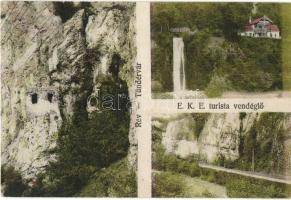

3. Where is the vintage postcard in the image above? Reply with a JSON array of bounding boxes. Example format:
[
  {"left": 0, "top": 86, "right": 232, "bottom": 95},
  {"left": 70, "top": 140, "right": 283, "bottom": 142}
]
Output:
[{"left": 1, "top": 1, "right": 291, "bottom": 198}]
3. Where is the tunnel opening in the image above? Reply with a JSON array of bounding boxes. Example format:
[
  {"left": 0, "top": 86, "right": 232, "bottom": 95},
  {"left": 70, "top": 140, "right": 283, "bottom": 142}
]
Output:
[
  {"left": 47, "top": 93, "right": 54, "bottom": 103},
  {"left": 109, "top": 54, "right": 123, "bottom": 79},
  {"left": 31, "top": 93, "right": 38, "bottom": 104}
]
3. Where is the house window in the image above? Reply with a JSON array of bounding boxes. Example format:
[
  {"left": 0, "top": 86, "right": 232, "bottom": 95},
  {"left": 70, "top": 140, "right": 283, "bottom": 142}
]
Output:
[
  {"left": 47, "top": 93, "right": 53, "bottom": 103},
  {"left": 31, "top": 93, "right": 38, "bottom": 104}
]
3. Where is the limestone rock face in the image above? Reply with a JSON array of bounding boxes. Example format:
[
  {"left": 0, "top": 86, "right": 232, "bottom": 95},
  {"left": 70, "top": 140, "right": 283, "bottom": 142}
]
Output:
[
  {"left": 162, "top": 117, "right": 199, "bottom": 158},
  {"left": 158, "top": 112, "right": 290, "bottom": 172},
  {"left": 198, "top": 113, "right": 257, "bottom": 162},
  {"left": 158, "top": 113, "right": 259, "bottom": 162},
  {"left": 1, "top": 2, "right": 136, "bottom": 178}
]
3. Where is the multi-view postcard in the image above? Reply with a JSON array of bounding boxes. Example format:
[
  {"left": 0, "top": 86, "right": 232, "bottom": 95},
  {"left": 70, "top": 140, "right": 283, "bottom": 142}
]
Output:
[{"left": 1, "top": 1, "right": 291, "bottom": 198}]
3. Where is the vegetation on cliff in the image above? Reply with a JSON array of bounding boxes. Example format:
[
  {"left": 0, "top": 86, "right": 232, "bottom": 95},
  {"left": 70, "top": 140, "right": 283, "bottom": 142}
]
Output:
[
  {"left": 1, "top": 76, "right": 136, "bottom": 197},
  {"left": 217, "top": 113, "right": 286, "bottom": 174},
  {"left": 152, "top": 144, "right": 289, "bottom": 198},
  {"left": 152, "top": 113, "right": 290, "bottom": 197}
]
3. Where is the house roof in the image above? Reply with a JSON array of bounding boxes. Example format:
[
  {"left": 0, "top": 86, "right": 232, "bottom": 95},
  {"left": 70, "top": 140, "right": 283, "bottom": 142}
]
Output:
[
  {"left": 245, "top": 25, "right": 253, "bottom": 31},
  {"left": 266, "top": 24, "right": 280, "bottom": 32},
  {"left": 250, "top": 16, "right": 273, "bottom": 25},
  {"left": 241, "top": 16, "right": 280, "bottom": 34}
]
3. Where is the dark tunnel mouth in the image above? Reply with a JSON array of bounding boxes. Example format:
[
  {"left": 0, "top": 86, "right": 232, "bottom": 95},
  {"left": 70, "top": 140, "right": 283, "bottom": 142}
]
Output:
[
  {"left": 47, "top": 93, "right": 54, "bottom": 103},
  {"left": 31, "top": 93, "right": 38, "bottom": 104},
  {"left": 109, "top": 53, "right": 124, "bottom": 78}
]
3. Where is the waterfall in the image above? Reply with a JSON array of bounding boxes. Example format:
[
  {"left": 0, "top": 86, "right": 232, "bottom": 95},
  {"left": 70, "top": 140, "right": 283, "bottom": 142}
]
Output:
[{"left": 173, "top": 37, "right": 186, "bottom": 93}]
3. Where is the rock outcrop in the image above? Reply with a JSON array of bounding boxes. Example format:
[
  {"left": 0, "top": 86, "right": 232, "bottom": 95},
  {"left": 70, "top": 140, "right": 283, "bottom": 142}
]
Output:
[
  {"left": 1, "top": 2, "right": 136, "bottom": 178},
  {"left": 159, "top": 113, "right": 251, "bottom": 161},
  {"left": 156, "top": 113, "right": 290, "bottom": 169},
  {"left": 162, "top": 116, "right": 199, "bottom": 158},
  {"left": 198, "top": 113, "right": 257, "bottom": 162}
]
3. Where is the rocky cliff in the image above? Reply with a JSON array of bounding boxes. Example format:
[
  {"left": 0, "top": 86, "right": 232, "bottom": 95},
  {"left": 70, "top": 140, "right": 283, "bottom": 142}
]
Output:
[
  {"left": 198, "top": 113, "right": 257, "bottom": 162},
  {"left": 154, "top": 113, "right": 290, "bottom": 175},
  {"left": 1, "top": 2, "right": 136, "bottom": 178},
  {"left": 157, "top": 113, "right": 253, "bottom": 161}
]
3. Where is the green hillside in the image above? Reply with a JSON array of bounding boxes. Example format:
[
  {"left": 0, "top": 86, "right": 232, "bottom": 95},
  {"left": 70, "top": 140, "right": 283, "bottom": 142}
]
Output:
[{"left": 151, "top": 3, "right": 284, "bottom": 96}]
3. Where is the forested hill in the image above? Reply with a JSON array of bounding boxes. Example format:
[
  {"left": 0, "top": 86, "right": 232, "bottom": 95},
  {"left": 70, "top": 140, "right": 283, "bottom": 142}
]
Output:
[{"left": 151, "top": 3, "right": 282, "bottom": 96}]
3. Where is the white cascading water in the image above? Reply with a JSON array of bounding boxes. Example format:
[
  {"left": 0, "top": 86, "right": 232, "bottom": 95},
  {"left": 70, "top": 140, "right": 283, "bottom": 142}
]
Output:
[{"left": 173, "top": 37, "right": 186, "bottom": 94}]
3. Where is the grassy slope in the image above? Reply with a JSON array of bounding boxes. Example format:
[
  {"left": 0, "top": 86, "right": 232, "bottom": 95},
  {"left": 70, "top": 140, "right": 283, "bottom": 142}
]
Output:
[
  {"left": 153, "top": 171, "right": 227, "bottom": 197},
  {"left": 184, "top": 174, "right": 227, "bottom": 197},
  {"left": 77, "top": 158, "right": 137, "bottom": 197}
]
